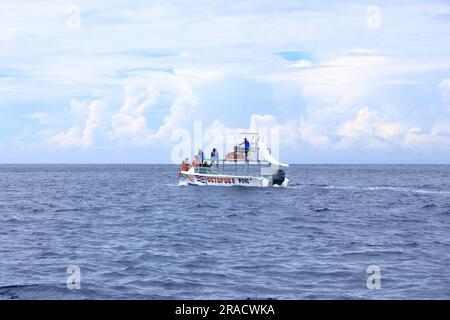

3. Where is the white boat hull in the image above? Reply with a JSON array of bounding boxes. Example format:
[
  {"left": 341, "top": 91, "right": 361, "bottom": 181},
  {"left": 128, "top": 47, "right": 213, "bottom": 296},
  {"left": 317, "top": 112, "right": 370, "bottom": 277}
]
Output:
[{"left": 180, "top": 171, "right": 272, "bottom": 187}]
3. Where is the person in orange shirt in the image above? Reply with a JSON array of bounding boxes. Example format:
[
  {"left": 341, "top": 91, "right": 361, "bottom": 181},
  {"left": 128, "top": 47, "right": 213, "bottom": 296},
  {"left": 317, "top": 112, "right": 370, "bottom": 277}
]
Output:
[
  {"left": 178, "top": 158, "right": 190, "bottom": 177},
  {"left": 182, "top": 158, "right": 190, "bottom": 171}
]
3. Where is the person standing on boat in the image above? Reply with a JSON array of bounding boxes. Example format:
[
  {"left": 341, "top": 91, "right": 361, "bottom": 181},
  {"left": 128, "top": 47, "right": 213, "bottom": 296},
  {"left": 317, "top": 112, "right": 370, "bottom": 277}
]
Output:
[
  {"left": 240, "top": 138, "right": 250, "bottom": 161},
  {"left": 182, "top": 158, "right": 190, "bottom": 171},
  {"left": 210, "top": 148, "right": 219, "bottom": 168},
  {"left": 197, "top": 148, "right": 205, "bottom": 165},
  {"left": 178, "top": 158, "right": 190, "bottom": 177},
  {"left": 192, "top": 155, "right": 201, "bottom": 167}
]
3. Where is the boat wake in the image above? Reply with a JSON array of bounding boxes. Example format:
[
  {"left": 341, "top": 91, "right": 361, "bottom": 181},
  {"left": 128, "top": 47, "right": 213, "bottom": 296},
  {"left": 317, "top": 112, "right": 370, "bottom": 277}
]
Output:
[
  {"left": 177, "top": 180, "right": 189, "bottom": 187},
  {"left": 323, "top": 185, "right": 450, "bottom": 194},
  {"left": 273, "top": 178, "right": 289, "bottom": 188}
]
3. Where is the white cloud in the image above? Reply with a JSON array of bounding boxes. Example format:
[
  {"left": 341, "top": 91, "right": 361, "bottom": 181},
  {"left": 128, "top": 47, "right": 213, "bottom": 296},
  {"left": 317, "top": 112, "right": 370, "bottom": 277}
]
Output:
[
  {"left": 49, "top": 100, "right": 110, "bottom": 147},
  {"left": 249, "top": 114, "right": 278, "bottom": 132},
  {"left": 296, "top": 54, "right": 388, "bottom": 106},
  {"left": 286, "top": 59, "right": 311, "bottom": 68},
  {"left": 108, "top": 86, "right": 158, "bottom": 144},
  {"left": 107, "top": 68, "right": 220, "bottom": 145},
  {"left": 45, "top": 66, "right": 224, "bottom": 148},
  {"left": 297, "top": 117, "right": 330, "bottom": 147},
  {"left": 3, "top": 1, "right": 450, "bottom": 162},
  {"left": 403, "top": 124, "right": 450, "bottom": 151},
  {"left": 148, "top": 81, "right": 198, "bottom": 143},
  {"left": 336, "top": 106, "right": 408, "bottom": 149},
  {"left": 29, "top": 112, "right": 50, "bottom": 124}
]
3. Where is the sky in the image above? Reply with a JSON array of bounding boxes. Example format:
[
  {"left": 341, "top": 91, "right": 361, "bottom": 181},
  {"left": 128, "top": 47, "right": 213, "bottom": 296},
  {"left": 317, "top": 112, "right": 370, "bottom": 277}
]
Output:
[{"left": 1, "top": 0, "right": 450, "bottom": 163}]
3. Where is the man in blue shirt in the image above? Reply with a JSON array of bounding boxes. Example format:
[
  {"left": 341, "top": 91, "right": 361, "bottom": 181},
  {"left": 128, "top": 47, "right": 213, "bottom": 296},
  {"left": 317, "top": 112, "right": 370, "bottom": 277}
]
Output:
[{"left": 240, "top": 138, "right": 250, "bottom": 161}]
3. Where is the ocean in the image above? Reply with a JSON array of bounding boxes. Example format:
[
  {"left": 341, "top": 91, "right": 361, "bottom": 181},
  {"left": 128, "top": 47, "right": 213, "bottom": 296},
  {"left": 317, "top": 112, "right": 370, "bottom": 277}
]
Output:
[{"left": 0, "top": 164, "right": 449, "bottom": 299}]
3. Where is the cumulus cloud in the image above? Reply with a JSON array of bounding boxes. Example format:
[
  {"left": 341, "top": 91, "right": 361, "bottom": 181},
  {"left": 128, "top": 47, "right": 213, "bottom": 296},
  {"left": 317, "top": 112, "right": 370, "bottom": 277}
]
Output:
[
  {"left": 4, "top": 1, "right": 450, "bottom": 162},
  {"left": 249, "top": 114, "right": 278, "bottom": 132},
  {"left": 108, "top": 86, "right": 158, "bottom": 144},
  {"left": 403, "top": 125, "right": 450, "bottom": 151},
  {"left": 332, "top": 105, "right": 450, "bottom": 151},
  {"left": 335, "top": 106, "right": 408, "bottom": 149},
  {"left": 49, "top": 100, "right": 110, "bottom": 147},
  {"left": 149, "top": 81, "right": 198, "bottom": 143},
  {"left": 47, "top": 71, "right": 208, "bottom": 148},
  {"left": 297, "top": 117, "right": 330, "bottom": 147}
]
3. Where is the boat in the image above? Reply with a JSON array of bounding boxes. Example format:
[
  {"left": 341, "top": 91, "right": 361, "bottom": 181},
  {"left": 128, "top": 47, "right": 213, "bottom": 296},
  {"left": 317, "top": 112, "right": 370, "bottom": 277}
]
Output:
[{"left": 178, "top": 133, "right": 289, "bottom": 187}]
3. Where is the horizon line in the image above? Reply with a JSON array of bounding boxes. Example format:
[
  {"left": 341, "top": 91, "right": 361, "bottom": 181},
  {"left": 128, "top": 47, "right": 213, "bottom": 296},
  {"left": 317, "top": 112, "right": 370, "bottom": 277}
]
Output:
[{"left": 1, "top": 162, "right": 450, "bottom": 165}]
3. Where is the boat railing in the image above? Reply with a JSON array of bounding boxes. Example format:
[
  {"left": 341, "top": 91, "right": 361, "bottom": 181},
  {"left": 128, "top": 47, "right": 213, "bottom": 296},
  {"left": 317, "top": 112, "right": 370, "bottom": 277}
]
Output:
[
  {"left": 195, "top": 166, "right": 216, "bottom": 174},
  {"left": 193, "top": 158, "right": 272, "bottom": 177},
  {"left": 225, "top": 145, "right": 260, "bottom": 162}
]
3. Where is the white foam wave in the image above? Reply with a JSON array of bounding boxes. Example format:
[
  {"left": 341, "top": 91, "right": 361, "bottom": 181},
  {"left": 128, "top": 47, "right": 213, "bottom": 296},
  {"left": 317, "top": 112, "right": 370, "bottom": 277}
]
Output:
[
  {"left": 177, "top": 180, "right": 189, "bottom": 187},
  {"left": 323, "top": 185, "right": 450, "bottom": 194}
]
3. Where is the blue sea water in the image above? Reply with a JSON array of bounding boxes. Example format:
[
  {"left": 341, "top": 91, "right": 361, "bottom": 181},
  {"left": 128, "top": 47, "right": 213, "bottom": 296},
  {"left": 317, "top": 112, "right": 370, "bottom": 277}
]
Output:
[{"left": 0, "top": 164, "right": 450, "bottom": 299}]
